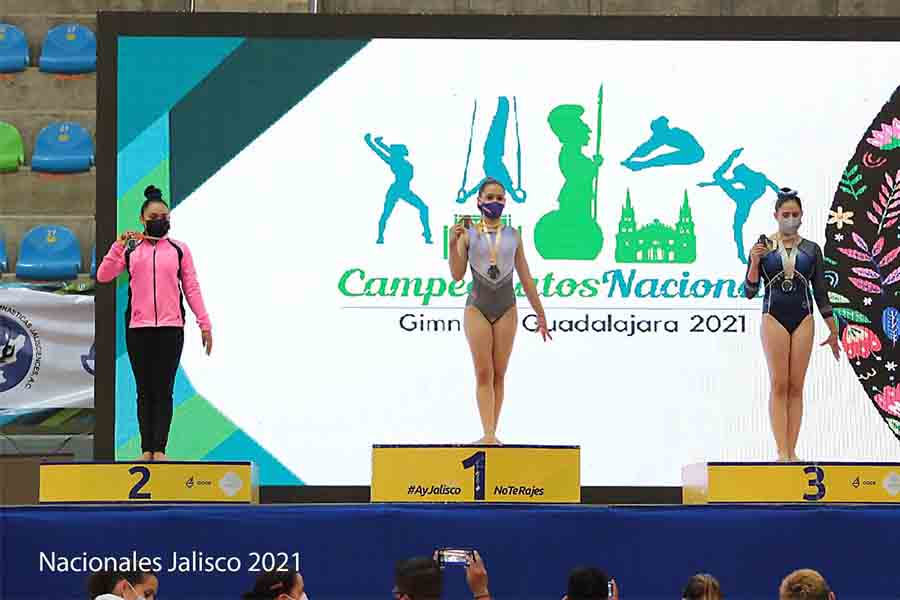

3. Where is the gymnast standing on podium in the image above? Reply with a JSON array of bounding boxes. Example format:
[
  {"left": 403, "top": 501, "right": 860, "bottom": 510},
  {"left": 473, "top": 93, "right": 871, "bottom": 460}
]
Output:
[
  {"left": 97, "top": 185, "right": 213, "bottom": 462},
  {"left": 744, "top": 188, "right": 839, "bottom": 462},
  {"left": 448, "top": 178, "right": 550, "bottom": 445}
]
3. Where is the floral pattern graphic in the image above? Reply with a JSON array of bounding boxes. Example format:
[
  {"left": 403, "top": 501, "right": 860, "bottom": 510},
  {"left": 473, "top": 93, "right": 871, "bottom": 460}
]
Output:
[
  {"left": 874, "top": 383, "right": 900, "bottom": 418},
  {"left": 826, "top": 84, "right": 900, "bottom": 442},
  {"left": 842, "top": 324, "right": 882, "bottom": 360},
  {"left": 867, "top": 117, "right": 900, "bottom": 151},
  {"left": 828, "top": 206, "right": 855, "bottom": 229}
]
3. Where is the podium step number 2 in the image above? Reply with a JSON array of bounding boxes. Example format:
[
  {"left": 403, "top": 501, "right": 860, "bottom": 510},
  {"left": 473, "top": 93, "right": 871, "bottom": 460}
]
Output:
[
  {"left": 371, "top": 445, "right": 580, "bottom": 503},
  {"left": 39, "top": 462, "right": 258, "bottom": 504}
]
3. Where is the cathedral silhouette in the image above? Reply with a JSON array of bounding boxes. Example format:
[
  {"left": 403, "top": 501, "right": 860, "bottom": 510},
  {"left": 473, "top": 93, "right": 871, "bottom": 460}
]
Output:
[{"left": 615, "top": 189, "right": 696, "bottom": 264}]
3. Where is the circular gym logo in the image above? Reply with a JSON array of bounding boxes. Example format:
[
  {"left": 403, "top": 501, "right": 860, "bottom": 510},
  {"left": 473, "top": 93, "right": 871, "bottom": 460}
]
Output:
[
  {"left": 0, "top": 308, "right": 41, "bottom": 393},
  {"left": 81, "top": 342, "right": 95, "bottom": 376}
]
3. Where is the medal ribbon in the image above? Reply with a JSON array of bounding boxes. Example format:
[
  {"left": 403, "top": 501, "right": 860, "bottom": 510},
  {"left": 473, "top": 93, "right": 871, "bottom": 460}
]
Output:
[
  {"left": 776, "top": 234, "right": 799, "bottom": 282},
  {"left": 480, "top": 221, "right": 504, "bottom": 272}
]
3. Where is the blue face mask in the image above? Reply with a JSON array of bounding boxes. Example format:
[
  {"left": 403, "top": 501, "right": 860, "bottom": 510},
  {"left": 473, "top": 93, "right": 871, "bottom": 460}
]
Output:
[{"left": 479, "top": 201, "right": 504, "bottom": 219}]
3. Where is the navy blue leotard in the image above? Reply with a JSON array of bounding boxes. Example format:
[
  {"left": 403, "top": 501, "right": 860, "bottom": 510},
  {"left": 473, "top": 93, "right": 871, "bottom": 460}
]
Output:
[{"left": 744, "top": 239, "right": 833, "bottom": 334}]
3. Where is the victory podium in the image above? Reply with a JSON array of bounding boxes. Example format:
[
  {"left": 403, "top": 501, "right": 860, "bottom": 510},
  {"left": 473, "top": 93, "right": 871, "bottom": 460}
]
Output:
[
  {"left": 683, "top": 462, "right": 900, "bottom": 504},
  {"left": 39, "top": 461, "right": 258, "bottom": 504},
  {"left": 371, "top": 444, "right": 580, "bottom": 503}
]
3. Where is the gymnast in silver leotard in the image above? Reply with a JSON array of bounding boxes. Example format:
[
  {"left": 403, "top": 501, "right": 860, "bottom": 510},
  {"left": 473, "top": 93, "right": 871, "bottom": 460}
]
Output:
[
  {"left": 448, "top": 178, "right": 550, "bottom": 445},
  {"left": 465, "top": 222, "right": 520, "bottom": 323}
]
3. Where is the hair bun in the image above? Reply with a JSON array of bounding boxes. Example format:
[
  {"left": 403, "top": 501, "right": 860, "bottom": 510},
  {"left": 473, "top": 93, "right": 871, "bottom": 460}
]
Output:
[
  {"left": 144, "top": 185, "right": 162, "bottom": 200},
  {"left": 778, "top": 187, "right": 799, "bottom": 198}
]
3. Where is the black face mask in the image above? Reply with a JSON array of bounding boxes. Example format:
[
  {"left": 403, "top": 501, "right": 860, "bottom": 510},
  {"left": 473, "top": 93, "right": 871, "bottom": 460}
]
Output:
[{"left": 145, "top": 218, "right": 170, "bottom": 238}]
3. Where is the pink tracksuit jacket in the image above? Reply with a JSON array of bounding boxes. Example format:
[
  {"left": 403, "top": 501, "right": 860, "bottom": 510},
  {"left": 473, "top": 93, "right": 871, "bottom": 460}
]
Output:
[{"left": 97, "top": 237, "right": 212, "bottom": 331}]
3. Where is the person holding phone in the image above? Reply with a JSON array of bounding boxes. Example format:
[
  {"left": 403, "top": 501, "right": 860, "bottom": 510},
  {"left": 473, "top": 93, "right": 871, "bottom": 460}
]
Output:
[
  {"left": 744, "top": 188, "right": 839, "bottom": 462},
  {"left": 393, "top": 551, "right": 490, "bottom": 600},
  {"left": 97, "top": 185, "right": 213, "bottom": 462},
  {"left": 563, "top": 566, "right": 618, "bottom": 600},
  {"left": 448, "top": 178, "right": 551, "bottom": 445}
]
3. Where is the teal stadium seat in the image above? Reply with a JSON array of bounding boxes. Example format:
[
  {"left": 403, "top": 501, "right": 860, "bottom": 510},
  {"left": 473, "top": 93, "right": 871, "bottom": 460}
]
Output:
[
  {"left": 0, "top": 234, "right": 7, "bottom": 272},
  {"left": 90, "top": 245, "right": 96, "bottom": 279},
  {"left": 39, "top": 24, "right": 95, "bottom": 74},
  {"left": 16, "top": 225, "right": 81, "bottom": 281},
  {"left": 0, "top": 24, "right": 29, "bottom": 73},
  {"left": 0, "top": 122, "right": 25, "bottom": 173},
  {"left": 31, "top": 122, "right": 93, "bottom": 173}
]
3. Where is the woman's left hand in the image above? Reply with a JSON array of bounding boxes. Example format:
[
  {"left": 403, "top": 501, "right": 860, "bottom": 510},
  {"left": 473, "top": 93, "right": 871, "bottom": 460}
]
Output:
[
  {"left": 202, "top": 330, "right": 213, "bottom": 356},
  {"left": 820, "top": 330, "right": 840, "bottom": 361},
  {"left": 537, "top": 314, "right": 552, "bottom": 343}
]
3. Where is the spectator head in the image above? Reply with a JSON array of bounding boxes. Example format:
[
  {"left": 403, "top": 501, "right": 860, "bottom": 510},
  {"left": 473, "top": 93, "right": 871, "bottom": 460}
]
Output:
[
  {"left": 780, "top": 569, "right": 834, "bottom": 600},
  {"left": 394, "top": 557, "right": 441, "bottom": 600},
  {"left": 87, "top": 570, "right": 158, "bottom": 600},
  {"left": 241, "top": 569, "right": 305, "bottom": 600},
  {"left": 682, "top": 573, "right": 723, "bottom": 600},
  {"left": 564, "top": 566, "right": 612, "bottom": 600}
]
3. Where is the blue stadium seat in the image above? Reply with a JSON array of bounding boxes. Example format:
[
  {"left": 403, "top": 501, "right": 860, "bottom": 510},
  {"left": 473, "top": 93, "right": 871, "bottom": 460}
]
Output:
[
  {"left": 39, "top": 24, "right": 95, "bottom": 74},
  {"left": 90, "top": 245, "right": 96, "bottom": 279},
  {"left": 31, "top": 122, "right": 94, "bottom": 173},
  {"left": 0, "top": 24, "right": 29, "bottom": 73},
  {"left": 16, "top": 225, "right": 81, "bottom": 281}
]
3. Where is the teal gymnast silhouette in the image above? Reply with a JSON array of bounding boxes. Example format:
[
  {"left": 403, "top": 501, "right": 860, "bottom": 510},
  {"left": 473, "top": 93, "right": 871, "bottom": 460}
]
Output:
[
  {"left": 456, "top": 96, "right": 526, "bottom": 204},
  {"left": 365, "top": 133, "right": 432, "bottom": 245},
  {"left": 698, "top": 147, "right": 780, "bottom": 264},
  {"left": 622, "top": 116, "right": 705, "bottom": 171}
]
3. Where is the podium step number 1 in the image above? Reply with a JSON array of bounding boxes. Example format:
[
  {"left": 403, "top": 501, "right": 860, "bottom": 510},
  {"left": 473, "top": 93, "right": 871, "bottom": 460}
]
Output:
[{"left": 371, "top": 445, "right": 580, "bottom": 503}]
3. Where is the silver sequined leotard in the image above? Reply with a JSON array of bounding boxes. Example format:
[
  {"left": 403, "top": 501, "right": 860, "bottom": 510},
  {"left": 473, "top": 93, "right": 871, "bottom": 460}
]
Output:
[{"left": 465, "top": 225, "right": 520, "bottom": 323}]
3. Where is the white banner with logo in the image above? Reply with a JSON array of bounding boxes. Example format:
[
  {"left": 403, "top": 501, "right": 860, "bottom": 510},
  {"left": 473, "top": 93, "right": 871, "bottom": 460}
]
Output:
[{"left": 0, "top": 289, "right": 94, "bottom": 409}]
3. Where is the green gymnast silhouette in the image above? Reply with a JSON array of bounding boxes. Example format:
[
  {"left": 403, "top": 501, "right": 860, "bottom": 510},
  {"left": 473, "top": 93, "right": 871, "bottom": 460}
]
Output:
[
  {"left": 365, "top": 133, "right": 432, "bottom": 245},
  {"left": 622, "top": 116, "right": 705, "bottom": 171},
  {"left": 698, "top": 147, "right": 779, "bottom": 264},
  {"left": 534, "top": 87, "right": 605, "bottom": 261}
]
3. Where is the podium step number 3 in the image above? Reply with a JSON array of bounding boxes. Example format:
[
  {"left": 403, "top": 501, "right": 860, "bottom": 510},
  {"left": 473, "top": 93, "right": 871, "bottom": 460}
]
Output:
[
  {"left": 371, "top": 445, "right": 580, "bottom": 503},
  {"left": 683, "top": 462, "right": 900, "bottom": 504},
  {"left": 39, "top": 462, "right": 258, "bottom": 504}
]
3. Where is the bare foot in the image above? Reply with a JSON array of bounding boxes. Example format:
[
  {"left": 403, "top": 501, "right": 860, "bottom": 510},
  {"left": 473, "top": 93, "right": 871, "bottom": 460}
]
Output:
[
  {"left": 776, "top": 454, "right": 790, "bottom": 463},
  {"left": 482, "top": 435, "right": 501, "bottom": 446},
  {"left": 789, "top": 454, "right": 802, "bottom": 463},
  {"left": 141, "top": 452, "right": 152, "bottom": 462},
  {"left": 153, "top": 452, "right": 168, "bottom": 461},
  {"left": 471, "top": 436, "right": 491, "bottom": 445}
]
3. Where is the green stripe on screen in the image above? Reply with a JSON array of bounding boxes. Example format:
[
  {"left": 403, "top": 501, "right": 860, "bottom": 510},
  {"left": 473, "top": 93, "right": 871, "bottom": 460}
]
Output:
[{"left": 116, "top": 393, "right": 237, "bottom": 460}]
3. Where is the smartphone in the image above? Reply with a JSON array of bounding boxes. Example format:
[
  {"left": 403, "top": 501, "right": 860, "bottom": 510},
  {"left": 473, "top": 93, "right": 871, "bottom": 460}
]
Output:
[{"left": 436, "top": 548, "right": 473, "bottom": 567}]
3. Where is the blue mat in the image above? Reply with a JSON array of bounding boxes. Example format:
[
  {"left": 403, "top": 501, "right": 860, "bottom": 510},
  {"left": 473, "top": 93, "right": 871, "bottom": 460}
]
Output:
[{"left": 1, "top": 504, "right": 895, "bottom": 599}]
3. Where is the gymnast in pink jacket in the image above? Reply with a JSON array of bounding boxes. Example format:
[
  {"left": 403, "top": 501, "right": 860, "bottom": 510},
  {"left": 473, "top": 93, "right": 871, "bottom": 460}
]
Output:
[{"left": 98, "top": 185, "right": 212, "bottom": 461}]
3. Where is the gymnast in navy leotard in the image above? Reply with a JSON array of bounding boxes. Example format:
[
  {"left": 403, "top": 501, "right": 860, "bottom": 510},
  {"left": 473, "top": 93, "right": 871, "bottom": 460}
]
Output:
[
  {"left": 448, "top": 178, "right": 550, "bottom": 445},
  {"left": 744, "top": 188, "right": 840, "bottom": 463},
  {"left": 745, "top": 237, "right": 832, "bottom": 335}
]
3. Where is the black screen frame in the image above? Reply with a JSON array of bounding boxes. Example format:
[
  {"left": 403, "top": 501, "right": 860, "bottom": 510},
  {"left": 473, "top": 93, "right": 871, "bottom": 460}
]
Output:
[{"left": 96, "top": 12, "right": 900, "bottom": 504}]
